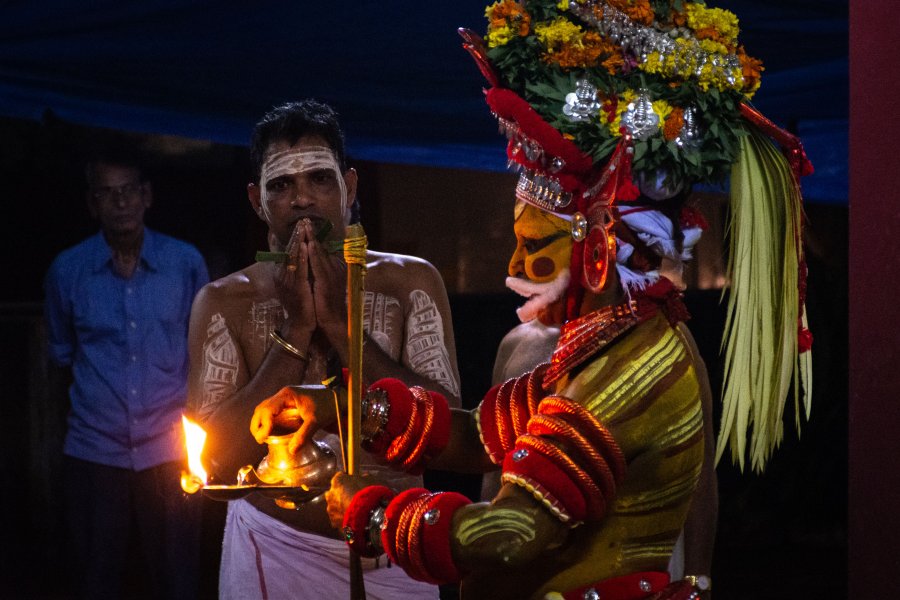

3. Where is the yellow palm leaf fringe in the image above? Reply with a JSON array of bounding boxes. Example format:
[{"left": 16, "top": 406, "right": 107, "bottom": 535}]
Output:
[{"left": 715, "top": 125, "right": 813, "bottom": 473}]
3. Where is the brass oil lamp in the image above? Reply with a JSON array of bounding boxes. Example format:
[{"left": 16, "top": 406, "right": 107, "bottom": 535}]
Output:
[{"left": 180, "top": 416, "right": 337, "bottom": 508}]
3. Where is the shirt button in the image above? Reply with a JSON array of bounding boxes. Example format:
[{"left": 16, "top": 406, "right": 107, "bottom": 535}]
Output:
[
  {"left": 126, "top": 287, "right": 134, "bottom": 295},
  {"left": 131, "top": 355, "right": 137, "bottom": 362},
  {"left": 129, "top": 321, "right": 137, "bottom": 329},
  {"left": 130, "top": 389, "right": 138, "bottom": 396}
]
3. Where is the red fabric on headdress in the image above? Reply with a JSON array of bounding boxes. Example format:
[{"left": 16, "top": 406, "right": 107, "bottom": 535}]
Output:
[{"left": 485, "top": 88, "right": 594, "bottom": 177}]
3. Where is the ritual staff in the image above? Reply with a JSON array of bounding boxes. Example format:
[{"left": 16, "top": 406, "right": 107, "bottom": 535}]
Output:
[
  {"left": 252, "top": 1, "right": 812, "bottom": 598},
  {"left": 187, "top": 100, "right": 461, "bottom": 600}
]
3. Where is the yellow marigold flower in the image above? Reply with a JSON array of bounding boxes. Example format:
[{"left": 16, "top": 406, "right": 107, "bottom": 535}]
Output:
[
  {"left": 534, "top": 18, "right": 585, "bottom": 52},
  {"left": 698, "top": 38, "right": 729, "bottom": 57},
  {"left": 652, "top": 99, "right": 673, "bottom": 125},
  {"left": 486, "top": 25, "right": 514, "bottom": 48},
  {"left": 607, "top": 90, "right": 637, "bottom": 136},
  {"left": 557, "top": 0, "right": 570, "bottom": 9},
  {"left": 685, "top": 3, "right": 740, "bottom": 45},
  {"left": 643, "top": 51, "right": 663, "bottom": 74}
]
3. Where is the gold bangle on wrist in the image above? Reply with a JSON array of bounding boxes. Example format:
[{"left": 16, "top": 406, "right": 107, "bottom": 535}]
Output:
[{"left": 269, "top": 331, "right": 308, "bottom": 361}]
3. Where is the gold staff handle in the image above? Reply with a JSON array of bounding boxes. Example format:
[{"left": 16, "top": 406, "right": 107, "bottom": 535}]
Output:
[{"left": 343, "top": 223, "right": 368, "bottom": 600}]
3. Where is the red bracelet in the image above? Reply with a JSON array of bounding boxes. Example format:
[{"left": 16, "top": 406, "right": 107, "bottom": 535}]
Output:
[
  {"left": 528, "top": 363, "right": 551, "bottom": 414},
  {"left": 404, "top": 494, "right": 439, "bottom": 583},
  {"left": 516, "top": 434, "right": 608, "bottom": 520},
  {"left": 370, "top": 378, "right": 416, "bottom": 439},
  {"left": 494, "top": 377, "right": 518, "bottom": 454},
  {"left": 509, "top": 374, "right": 531, "bottom": 439},
  {"left": 527, "top": 413, "right": 616, "bottom": 501},
  {"left": 419, "top": 492, "right": 470, "bottom": 584},
  {"left": 502, "top": 443, "right": 587, "bottom": 523},
  {"left": 402, "top": 388, "right": 451, "bottom": 473},
  {"left": 381, "top": 487, "right": 429, "bottom": 566},
  {"left": 426, "top": 390, "right": 451, "bottom": 458},
  {"left": 386, "top": 389, "right": 419, "bottom": 465},
  {"left": 476, "top": 384, "right": 505, "bottom": 464},
  {"left": 402, "top": 386, "right": 434, "bottom": 473},
  {"left": 538, "top": 396, "right": 626, "bottom": 483},
  {"left": 342, "top": 485, "right": 395, "bottom": 558}
]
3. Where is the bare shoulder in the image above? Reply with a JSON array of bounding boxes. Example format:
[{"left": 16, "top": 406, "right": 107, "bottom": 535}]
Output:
[
  {"left": 193, "top": 263, "right": 272, "bottom": 316},
  {"left": 365, "top": 250, "right": 443, "bottom": 292},
  {"left": 494, "top": 321, "right": 560, "bottom": 382},
  {"left": 501, "top": 321, "right": 559, "bottom": 346}
]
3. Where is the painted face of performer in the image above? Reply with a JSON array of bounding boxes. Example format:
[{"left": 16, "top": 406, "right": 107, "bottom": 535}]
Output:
[
  {"left": 248, "top": 134, "right": 358, "bottom": 249},
  {"left": 506, "top": 202, "right": 572, "bottom": 325}
]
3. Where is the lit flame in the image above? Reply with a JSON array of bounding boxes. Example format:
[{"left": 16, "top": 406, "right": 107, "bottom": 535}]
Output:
[{"left": 181, "top": 416, "right": 208, "bottom": 494}]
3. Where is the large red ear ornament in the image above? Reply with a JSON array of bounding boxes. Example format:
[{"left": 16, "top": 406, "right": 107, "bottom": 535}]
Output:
[{"left": 583, "top": 216, "right": 616, "bottom": 293}]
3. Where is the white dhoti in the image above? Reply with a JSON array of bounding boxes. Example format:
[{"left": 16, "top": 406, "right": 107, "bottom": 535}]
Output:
[{"left": 219, "top": 499, "right": 440, "bottom": 600}]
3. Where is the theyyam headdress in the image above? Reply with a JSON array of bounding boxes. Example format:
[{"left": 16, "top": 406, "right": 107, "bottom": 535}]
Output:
[{"left": 461, "top": 0, "right": 813, "bottom": 472}]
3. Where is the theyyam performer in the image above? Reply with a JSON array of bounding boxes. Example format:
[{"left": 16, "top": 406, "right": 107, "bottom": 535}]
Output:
[{"left": 252, "top": 1, "right": 813, "bottom": 598}]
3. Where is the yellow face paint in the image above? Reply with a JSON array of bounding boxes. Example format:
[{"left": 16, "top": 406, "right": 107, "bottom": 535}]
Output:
[{"left": 508, "top": 203, "right": 572, "bottom": 283}]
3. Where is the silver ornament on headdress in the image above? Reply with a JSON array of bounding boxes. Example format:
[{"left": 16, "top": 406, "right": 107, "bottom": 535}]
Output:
[
  {"left": 563, "top": 79, "right": 602, "bottom": 122},
  {"left": 675, "top": 106, "right": 702, "bottom": 150},
  {"left": 621, "top": 89, "right": 659, "bottom": 141},
  {"left": 567, "top": 0, "right": 745, "bottom": 90}
]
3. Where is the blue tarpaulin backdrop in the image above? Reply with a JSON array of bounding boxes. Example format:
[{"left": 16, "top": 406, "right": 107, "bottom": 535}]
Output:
[{"left": 0, "top": 0, "right": 847, "bottom": 202}]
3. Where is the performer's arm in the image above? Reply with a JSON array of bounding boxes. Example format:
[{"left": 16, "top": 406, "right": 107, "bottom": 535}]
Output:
[{"left": 187, "top": 283, "right": 314, "bottom": 481}]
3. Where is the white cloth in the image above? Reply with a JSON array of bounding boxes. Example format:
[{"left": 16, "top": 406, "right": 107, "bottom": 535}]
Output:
[{"left": 219, "top": 499, "right": 439, "bottom": 600}]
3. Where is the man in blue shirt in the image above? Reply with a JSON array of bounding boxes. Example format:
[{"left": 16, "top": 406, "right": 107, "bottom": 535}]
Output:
[{"left": 44, "top": 149, "right": 209, "bottom": 599}]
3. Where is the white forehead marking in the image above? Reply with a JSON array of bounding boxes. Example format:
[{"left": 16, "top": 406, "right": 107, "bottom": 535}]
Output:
[{"left": 259, "top": 146, "right": 347, "bottom": 219}]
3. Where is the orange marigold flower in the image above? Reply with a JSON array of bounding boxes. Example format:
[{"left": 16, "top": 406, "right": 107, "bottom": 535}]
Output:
[
  {"left": 663, "top": 107, "right": 685, "bottom": 141},
  {"left": 546, "top": 31, "right": 623, "bottom": 71},
  {"left": 737, "top": 46, "right": 764, "bottom": 94},
  {"left": 489, "top": 0, "right": 531, "bottom": 36},
  {"left": 607, "top": 0, "right": 655, "bottom": 26},
  {"left": 693, "top": 26, "right": 724, "bottom": 44},
  {"left": 601, "top": 54, "right": 625, "bottom": 74},
  {"left": 672, "top": 11, "right": 687, "bottom": 27}
]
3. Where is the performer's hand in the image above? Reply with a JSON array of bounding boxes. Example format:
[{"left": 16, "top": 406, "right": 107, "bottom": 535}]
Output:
[
  {"left": 325, "top": 471, "right": 371, "bottom": 530},
  {"left": 275, "top": 220, "right": 316, "bottom": 340},
  {"left": 306, "top": 219, "right": 348, "bottom": 340},
  {"left": 250, "top": 384, "right": 339, "bottom": 454}
]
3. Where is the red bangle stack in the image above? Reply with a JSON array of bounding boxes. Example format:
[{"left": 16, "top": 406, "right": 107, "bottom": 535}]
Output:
[
  {"left": 501, "top": 395, "right": 627, "bottom": 525},
  {"left": 380, "top": 489, "right": 470, "bottom": 584},
  {"left": 363, "top": 379, "right": 451, "bottom": 473},
  {"left": 342, "top": 485, "right": 396, "bottom": 558},
  {"left": 476, "top": 363, "right": 550, "bottom": 465}
]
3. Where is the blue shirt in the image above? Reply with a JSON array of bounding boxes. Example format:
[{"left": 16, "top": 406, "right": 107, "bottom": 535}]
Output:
[{"left": 44, "top": 228, "right": 209, "bottom": 470}]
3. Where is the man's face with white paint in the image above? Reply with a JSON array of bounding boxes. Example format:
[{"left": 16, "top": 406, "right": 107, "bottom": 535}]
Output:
[{"left": 248, "top": 134, "right": 357, "bottom": 249}]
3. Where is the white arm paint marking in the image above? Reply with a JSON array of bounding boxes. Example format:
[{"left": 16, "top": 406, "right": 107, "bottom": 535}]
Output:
[
  {"left": 199, "top": 313, "right": 239, "bottom": 418},
  {"left": 405, "top": 289, "right": 460, "bottom": 397}
]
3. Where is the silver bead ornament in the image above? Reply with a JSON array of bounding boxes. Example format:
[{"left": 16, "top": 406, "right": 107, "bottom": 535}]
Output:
[
  {"left": 563, "top": 79, "right": 602, "bottom": 123},
  {"left": 571, "top": 212, "right": 588, "bottom": 242},
  {"left": 621, "top": 89, "right": 659, "bottom": 141},
  {"left": 675, "top": 106, "right": 702, "bottom": 150}
]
